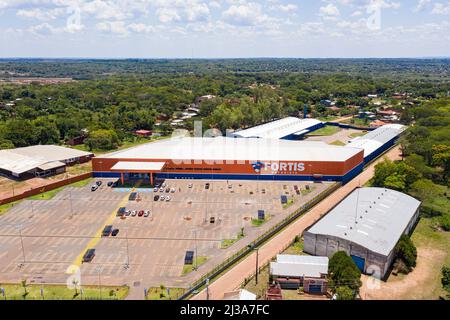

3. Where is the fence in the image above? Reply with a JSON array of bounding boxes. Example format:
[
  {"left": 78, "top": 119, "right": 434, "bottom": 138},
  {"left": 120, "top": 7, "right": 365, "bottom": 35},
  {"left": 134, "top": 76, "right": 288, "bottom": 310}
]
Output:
[
  {"left": 177, "top": 182, "right": 342, "bottom": 300},
  {"left": 0, "top": 172, "right": 92, "bottom": 206}
]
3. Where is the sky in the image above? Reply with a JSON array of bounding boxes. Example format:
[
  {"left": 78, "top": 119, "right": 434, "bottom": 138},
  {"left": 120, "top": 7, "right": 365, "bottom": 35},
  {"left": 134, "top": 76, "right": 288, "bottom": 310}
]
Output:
[{"left": 0, "top": 0, "right": 449, "bottom": 58}]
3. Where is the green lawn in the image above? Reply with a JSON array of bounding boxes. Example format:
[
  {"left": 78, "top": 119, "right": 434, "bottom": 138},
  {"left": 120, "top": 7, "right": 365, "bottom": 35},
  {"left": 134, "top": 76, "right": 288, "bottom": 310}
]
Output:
[
  {"left": 283, "top": 240, "right": 306, "bottom": 255},
  {"left": 330, "top": 140, "right": 346, "bottom": 146},
  {"left": 29, "top": 178, "right": 92, "bottom": 201},
  {"left": 252, "top": 214, "right": 271, "bottom": 227},
  {"left": 0, "top": 284, "right": 129, "bottom": 300},
  {"left": 182, "top": 256, "right": 208, "bottom": 275},
  {"left": 221, "top": 233, "right": 245, "bottom": 249},
  {"left": 350, "top": 132, "right": 367, "bottom": 138},
  {"left": 145, "top": 287, "right": 185, "bottom": 300},
  {"left": 282, "top": 199, "right": 294, "bottom": 209},
  {"left": 307, "top": 126, "right": 341, "bottom": 136},
  {"left": 0, "top": 201, "right": 21, "bottom": 216}
]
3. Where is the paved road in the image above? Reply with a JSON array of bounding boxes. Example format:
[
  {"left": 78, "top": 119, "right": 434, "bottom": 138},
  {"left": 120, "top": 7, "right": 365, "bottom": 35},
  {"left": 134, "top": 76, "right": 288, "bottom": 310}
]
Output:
[{"left": 192, "top": 146, "right": 401, "bottom": 300}]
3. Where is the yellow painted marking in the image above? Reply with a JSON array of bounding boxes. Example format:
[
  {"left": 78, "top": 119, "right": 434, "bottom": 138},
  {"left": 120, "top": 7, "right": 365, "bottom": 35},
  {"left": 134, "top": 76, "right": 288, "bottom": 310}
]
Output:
[{"left": 68, "top": 181, "right": 142, "bottom": 271}]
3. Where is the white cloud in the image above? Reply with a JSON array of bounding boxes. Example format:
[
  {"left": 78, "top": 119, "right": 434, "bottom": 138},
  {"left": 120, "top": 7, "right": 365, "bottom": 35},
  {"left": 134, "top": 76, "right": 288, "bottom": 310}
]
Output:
[
  {"left": 432, "top": 2, "right": 450, "bottom": 15},
  {"left": 319, "top": 4, "right": 340, "bottom": 16},
  {"left": 414, "top": 0, "right": 431, "bottom": 12}
]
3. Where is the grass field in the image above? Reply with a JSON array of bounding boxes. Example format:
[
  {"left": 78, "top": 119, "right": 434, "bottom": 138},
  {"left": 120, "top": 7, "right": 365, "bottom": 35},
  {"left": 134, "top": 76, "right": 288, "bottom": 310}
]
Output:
[
  {"left": 0, "top": 284, "right": 129, "bottom": 300},
  {"left": 330, "top": 140, "right": 346, "bottom": 146},
  {"left": 252, "top": 214, "right": 271, "bottom": 227},
  {"left": 0, "top": 201, "right": 20, "bottom": 216},
  {"left": 29, "top": 178, "right": 92, "bottom": 201},
  {"left": 221, "top": 233, "right": 245, "bottom": 249},
  {"left": 145, "top": 287, "right": 185, "bottom": 300},
  {"left": 182, "top": 256, "right": 208, "bottom": 275},
  {"left": 307, "top": 126, "right": 341, "bottom": 136}
]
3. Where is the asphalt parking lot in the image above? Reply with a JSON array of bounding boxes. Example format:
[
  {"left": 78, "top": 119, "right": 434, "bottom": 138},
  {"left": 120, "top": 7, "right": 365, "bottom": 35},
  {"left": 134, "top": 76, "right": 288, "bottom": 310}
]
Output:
[{"left": 0, "top": 178, "right": 332, "bottom": 290}]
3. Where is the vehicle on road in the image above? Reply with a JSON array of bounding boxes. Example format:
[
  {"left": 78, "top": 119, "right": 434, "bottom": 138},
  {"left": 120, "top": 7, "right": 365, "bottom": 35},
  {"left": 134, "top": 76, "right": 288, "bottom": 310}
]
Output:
[
  {"left": 144, "top": 210, "right": 151, "bottom": 217},
  {"left": 129, "top": 192, "right": 137, "bottom": 201},
  {"left": 154, "top": 195, "right": 160, "bottom": 201},
  {"left": 102, "top": 225, "right": 113, "bottom": 237},
  {"left": 138, "top": 210, "right": 144, "bottom": 217},
  {"left": 117, "top": 207, "right": 126, "bottom": 217},
  {"left": 82, "top": 249, "right": 96, "bottom": 263},
  {"left": 111, "top": 229, "right": 119, "bottom": 237}
]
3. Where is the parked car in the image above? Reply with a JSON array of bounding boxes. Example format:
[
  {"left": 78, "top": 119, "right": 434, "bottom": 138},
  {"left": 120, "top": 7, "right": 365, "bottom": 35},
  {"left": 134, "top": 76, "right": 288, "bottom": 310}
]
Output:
[
  {"left": 138, "top": 210, "right": 144, "bottom": 217},
  {"left": 111, "top": 229, "right": 120, "bottom": 237},
  {"left": 159, "top": 188, "right": 165, "bottom": 193},
  {"left": 205, "top": 183, "right": 210, "bottom": 190},
  {"left": 228, "top": 184, "right": 232, "bottom": 189},
  {"left": 96, "top": 181, "right": 102, "bottom": 186},
  {"left": 117, "top": 207, "right": 126, "bottom": 217},
  {"left": 125, "top": 210, "right": 131, "bottom": 217},
  {"left": 160, "top": 196, "right": 165, "bottom": 201},
  {"left": 154, "top": 195, "right": 160, "bottom": 201},
  {"left": 131, "top": 210, "right": 137, "bottom": 217},
  {"left": 102, "top": 225, "right": 113, "bottom": 237},
  {"left": 82, "top": 249, "right": 96, "bottom": 263},
  {"left": 129, "top": 192, "right": 137, "bottom": 201},
  {"left": 91, "top": 185, "right": 98, "bottom": 192},
  {"left": 154, "top": 187, "right": 159, "bottom": 192},
  {"left": 170, "top": 188, "right": 175, "bottom": 193},
  {"left": 188, "top": 183, "right": 193, "bottom": 188},
  {"left": 165, "top": 196, "right": 171, "bottom": 202},
  {"left": 144, "top": 210, "right": 151, "bottom": 218},
  {"left": 107, "top": 181, "right": 114, "bottom": 187},
  {"left": 165, "top": 188, "right": 170, "bottom": 193},
  {"left": 162, "top": 182, "right": 167, "bottom": 188}
]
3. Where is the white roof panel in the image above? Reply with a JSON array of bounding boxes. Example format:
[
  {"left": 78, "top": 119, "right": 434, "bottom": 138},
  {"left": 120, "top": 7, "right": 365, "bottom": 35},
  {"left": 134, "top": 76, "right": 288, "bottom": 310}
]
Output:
[
  {"left": 101, "top": 137, "right": 362, "bottom": 162},
  {"left": 111, "top": 161, "right": 166, "bottom": 171},
  {"left": 270, "top": 255, "right": 329, "bottom": 278},
  {"left": 307, "top": 188, "right": 421, "bottom": 256},
  {"left": 232, "top": 117, "right": 323, "bottom": 139}
]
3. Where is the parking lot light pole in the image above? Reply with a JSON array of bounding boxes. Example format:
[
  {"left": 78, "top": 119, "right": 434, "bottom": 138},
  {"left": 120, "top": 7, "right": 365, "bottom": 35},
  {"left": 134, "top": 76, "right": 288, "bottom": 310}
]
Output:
[
  {"left": 255, "top": 247, "right": 259, "bottom": 285},
  {"left": 193, "top": 230, "right": 198, "bottom": 271},
  {"left": 96, "top": 266, "right": 102, "bottom": 300},
  {"left": 19, "top": 227, "right": 26, "bottom": 264}
]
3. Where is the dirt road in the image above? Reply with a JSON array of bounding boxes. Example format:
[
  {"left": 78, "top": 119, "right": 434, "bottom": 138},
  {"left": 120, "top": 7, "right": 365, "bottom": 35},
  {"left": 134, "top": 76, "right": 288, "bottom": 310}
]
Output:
[
  {"left": 360, "top": 247, "right": 446, "bottom": 300},
  {"left": 192, "top": 146, "right": 401, "bottom": 300}
]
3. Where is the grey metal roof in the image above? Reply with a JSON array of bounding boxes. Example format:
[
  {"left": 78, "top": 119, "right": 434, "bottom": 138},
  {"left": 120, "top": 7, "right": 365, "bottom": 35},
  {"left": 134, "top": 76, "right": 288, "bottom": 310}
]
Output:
[
  {"left": 307, "top": 188, "right": 421, "bottom": 256},
  {"left": 347, "top": 124, "right": 406, "bottom": 158},
  {"left": 270, "top": 255, "right": 329, "bottom": 278},
  {"left": 231, "top": 117, "right": 323, "bottom": 139},
  {"left": 0, "top": 145, "right": 93, "bottom": 175},
  {"left": 101, "top": 137, "right": 362, "bottom": 162}
]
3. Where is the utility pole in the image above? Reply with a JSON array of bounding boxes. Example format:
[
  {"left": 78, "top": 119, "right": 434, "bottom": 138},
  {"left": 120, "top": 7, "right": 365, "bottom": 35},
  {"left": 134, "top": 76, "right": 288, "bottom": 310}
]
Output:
[
  {"left": 255, "top": 247, "right": 259, "bottom": 285},
  {"left": 19, "top": 227, "right": 26, "bottom": 264},
  {"left": 194, "top": 230, "right": 198, "bottom": 271},
  {"left": 96, "top": 266, "right": 102, "bottom": 300},
  {"left": 206, "top": 278, "right": 210, "bottom": 300}
]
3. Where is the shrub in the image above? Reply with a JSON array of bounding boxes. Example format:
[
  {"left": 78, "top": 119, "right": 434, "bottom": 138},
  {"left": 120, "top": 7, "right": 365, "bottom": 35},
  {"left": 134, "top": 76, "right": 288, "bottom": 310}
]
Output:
[{"left": 394, "top": 235, "right": 417, "bottom": 273}]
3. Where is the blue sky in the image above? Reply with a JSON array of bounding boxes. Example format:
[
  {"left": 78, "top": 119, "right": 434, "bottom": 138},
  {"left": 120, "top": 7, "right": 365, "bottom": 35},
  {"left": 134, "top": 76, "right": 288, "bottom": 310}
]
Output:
[{"left": 0, "top": 0, "right": 449, "bottom": 58}]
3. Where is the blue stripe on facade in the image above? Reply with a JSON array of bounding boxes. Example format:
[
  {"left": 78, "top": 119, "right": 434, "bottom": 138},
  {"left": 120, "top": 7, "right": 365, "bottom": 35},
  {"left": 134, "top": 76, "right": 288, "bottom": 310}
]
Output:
[{"left": 363, "top": 137, "right": 398, "bottom": 164}]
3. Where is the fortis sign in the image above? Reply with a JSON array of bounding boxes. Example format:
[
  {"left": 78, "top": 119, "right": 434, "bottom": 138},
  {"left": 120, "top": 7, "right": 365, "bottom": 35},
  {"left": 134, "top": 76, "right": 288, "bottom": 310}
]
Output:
[{"left": 252, "top": 161, "right": 305, "bottom": 174}]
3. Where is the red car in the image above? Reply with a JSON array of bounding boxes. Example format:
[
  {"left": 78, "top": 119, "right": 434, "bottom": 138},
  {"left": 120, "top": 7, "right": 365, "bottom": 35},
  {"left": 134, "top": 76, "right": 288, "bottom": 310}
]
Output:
[{"left": 138, "top": 210, "right": 145, "bottom": 217}]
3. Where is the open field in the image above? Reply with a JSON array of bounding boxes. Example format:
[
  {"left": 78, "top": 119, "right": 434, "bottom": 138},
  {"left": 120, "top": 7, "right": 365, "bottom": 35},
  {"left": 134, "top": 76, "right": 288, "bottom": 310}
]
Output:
[
  {"left": 0, "top": 177, "right": 330, "bottom": 300},
  {"left": 360, "top": 217, "right": 449, "bottom": 300},
  {"left": 0, "top": 283, "right": 128, "bottom": 300},
  {"left": 305, "top": 127, "right": 366, "bottom": 145}
]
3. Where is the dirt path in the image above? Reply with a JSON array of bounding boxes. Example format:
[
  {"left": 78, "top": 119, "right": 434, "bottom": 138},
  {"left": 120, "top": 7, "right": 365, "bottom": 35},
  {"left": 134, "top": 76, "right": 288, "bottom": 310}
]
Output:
[
  {"left": 192, "top": 147, "right": 402, "bottom": 300},
  {"left": 360, "top": 247, "right": 446, "bottom": 300}
]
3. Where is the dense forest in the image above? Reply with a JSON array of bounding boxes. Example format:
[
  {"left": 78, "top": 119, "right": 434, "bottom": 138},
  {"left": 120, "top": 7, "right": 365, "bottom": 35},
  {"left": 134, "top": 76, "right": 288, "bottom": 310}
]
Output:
[{"left": 0, "top": 59, "right": 449, "bottom": 151}]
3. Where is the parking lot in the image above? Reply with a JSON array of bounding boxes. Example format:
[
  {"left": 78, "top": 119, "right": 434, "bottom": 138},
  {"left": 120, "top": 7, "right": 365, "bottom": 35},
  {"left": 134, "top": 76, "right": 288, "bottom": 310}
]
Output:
[{"left": 0, "top": 178, "right": 332, "bottom": 290}]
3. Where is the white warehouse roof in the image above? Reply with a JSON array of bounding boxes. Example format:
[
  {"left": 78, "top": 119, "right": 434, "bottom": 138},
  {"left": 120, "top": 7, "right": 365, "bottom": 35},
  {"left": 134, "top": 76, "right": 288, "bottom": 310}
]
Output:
[
  {"left": 0, "top": 145, "right": 93, "bottom": 175},
  {"left": 347, "top": 124, "right": 406, "bottom": 158},
  {"left": 307, "top": 188, "right": 421, "bottom": 256},
  {"left": 231, "top": 117, "right": 323, "bottom": 139},
  {"left": 101, "top": 137, "right": 362, "bottom": 162},
  {"left": 270, "top": 255, "right": 329, "bottom": 278}
]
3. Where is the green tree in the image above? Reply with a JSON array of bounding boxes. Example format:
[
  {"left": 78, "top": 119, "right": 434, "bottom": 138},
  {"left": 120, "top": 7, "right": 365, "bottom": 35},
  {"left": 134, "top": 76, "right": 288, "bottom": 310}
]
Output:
[
  {"left": 0, "top": 139, "right": 14, "bottom": 149},
  {"left": 329, "top": 251, "right": 362, "bottom": 296},
  {"left": 86, "top": 129, "right": 120, "bottom": 151},
  {"left": 442, "top": 266, "right": 450, "bottom": 292},
  {"left": 335, "top": 286, "right": 355, "bottom": 300},
  {"left": 394, "top": 235, "right": 417, "bottom": 273}
]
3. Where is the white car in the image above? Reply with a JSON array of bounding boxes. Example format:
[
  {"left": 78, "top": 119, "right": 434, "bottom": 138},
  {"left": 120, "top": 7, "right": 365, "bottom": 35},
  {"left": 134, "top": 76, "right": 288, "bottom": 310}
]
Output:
[
  {"left": 144, "top": 210, "right": 151, "bottom": 217},
  {"left": 170, "top": 188, "right": 175, "bottom": 193},
  {"left": 188, "top": 183, "right": 193, "bottom": 188},
  {"left": 162, "top": 183, "right": 167, "bottom": 188},
  {"left": 154, "top": 187, "right": 158, "bottom": 192},
  {"left": 165, "top": 196, "right": 171, "bottom": 202},
  {"left": 159, "top": 188, "right": 165, "bottom": 193},
  {"left": 131, "top": 210, "right": 137, "bottom": 217},
  {"left": 160, "top": 195, "right": 165, "bottom": 201}
]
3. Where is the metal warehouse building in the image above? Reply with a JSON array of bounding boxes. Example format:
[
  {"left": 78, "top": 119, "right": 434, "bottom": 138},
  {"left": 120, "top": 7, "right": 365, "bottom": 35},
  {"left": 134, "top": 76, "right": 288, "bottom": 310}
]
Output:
[
  {"left": 230, "top": 117, "right": 324, "bottom": 140},
  {"left": 303, "top": 187, "right": 421, "bottom": 279},
  {"left": 92, "top": 137, "right": 364, "bottom": 184},
  {"left": 347, "top": 124, "right": 406, "bottom": 163},
  {"left": 0, "top": 145, "right": 94, "bottom": 179}
]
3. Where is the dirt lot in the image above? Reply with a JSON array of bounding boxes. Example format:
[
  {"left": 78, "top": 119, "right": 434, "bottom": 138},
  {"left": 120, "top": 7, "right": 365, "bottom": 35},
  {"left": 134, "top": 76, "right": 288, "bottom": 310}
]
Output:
[{"left": 0, "top": 178, "right": 331, "bottom": 296}]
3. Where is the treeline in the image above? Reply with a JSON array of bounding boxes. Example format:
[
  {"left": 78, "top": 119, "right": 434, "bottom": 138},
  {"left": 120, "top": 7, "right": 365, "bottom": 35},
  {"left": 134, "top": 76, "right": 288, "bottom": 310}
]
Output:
[{"left": 371, "top": 98, "right": 450, "bottom": 231}]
